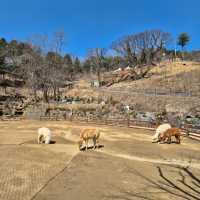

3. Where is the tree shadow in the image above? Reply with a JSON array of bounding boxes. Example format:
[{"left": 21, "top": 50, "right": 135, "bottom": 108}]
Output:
[
  {"left": 132, "top": 165, "right": 200, "bottom": 200},
  {"left": 105, "top": 191, "right": 156, "bottom": 200},
  {"left": 104, "top": 165, "right": 200, "bottom": 200}
]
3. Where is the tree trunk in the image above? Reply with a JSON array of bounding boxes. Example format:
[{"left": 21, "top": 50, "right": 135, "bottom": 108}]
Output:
[
  {"left": 181, "top": 47, "right": 184, "bottom": 61},
  {"left": 57, "top": 88, "right": 60, "bottom": 101},
  {"left": 97, "top": 69, "right": 101, "bottom": 87},
  {"left": 4, "top": 87, "right": 7, "bottom": 94},
  {"left": 43, "top": 88, "right": 49, "bottom": 103},
  {"left": 53, "top": 86, "right": 57, "bottom": 101},
  {"left": 33, "top": 88, "right": 37, "bottom": 101}
]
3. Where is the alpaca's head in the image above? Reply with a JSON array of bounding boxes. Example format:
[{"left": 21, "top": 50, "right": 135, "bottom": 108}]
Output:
[
  {"left": 158, "top": 133, "right": 164, "bottom": 142},
  {"left": 38, "top": 135, "right": 44, "bottom": 144}
]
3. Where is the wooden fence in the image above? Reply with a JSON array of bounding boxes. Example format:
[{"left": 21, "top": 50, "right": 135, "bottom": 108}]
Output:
[
  {"left": 96, "top": 88, "right": 198, "bottom": 98},
  {"left": 40, "top": 115, "right": 200, "bottom": 140}
]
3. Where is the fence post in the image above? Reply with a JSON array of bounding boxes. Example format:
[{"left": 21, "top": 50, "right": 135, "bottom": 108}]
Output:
[
  {"left": 63, "top": 112, "right": 67, "bottom": 120},
  {"left": 127, "top": 115, "right": 130, "bottom": 127},
  {"left": 105, "top": 116, "right": 108, "bottom": 125},
  {"left": 69, "top": 109, "right": 73, "bottom": 122}
]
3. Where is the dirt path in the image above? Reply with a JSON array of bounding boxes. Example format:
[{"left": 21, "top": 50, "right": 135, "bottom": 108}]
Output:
[
  {"left": 99, "top": 150, "right": 200, "bottom": 169},
  {"left": 34, "top": 151, "right": 200, "bottom": 200},
  {"left": 0, "top": 120, "right": 199, "bottom": 200}
]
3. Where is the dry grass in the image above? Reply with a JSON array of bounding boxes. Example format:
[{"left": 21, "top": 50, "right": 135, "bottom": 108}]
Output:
[
  {"left": 48, "top": 103, "right": 100, "bottom": 111},
  {"left": 65, "top": 88, "right": 99, "bottom": 98},
  {"left": 150, "top": 61, "right": 200, "bottom": 77}
]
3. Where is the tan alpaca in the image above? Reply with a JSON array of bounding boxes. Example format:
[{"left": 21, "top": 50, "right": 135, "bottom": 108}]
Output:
[
  {"left": 78, "top": 128, "right": 100, "bottom": 150},
  {"left": 159, "top": 128, "right": 181, "bottom": 144}
]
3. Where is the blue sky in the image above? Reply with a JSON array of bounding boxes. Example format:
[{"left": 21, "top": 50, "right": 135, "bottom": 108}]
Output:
[{"left": 0, "top": 0, "right": 199, "bottom": 57}]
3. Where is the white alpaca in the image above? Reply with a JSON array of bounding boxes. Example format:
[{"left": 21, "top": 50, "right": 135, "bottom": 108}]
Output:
[
  {"left": 152, "top": 123, "right": 171, "bottom": 142},
  {"left": 38, "top": 127, "right": 52, "bottom": 144}
]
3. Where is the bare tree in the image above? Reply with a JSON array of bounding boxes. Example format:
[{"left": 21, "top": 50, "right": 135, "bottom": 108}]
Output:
[
  {"left": 51, "top": 31, "right": 65, "bottom": 54},
  {"left": 23, "top": 31, "right": 68, "bottom": 102},
  {"left": 111, "top": 29, "right": 172, "bottom": 77},
  {"left": 88, "top": 48, "right": 106, "bottom": 85}
]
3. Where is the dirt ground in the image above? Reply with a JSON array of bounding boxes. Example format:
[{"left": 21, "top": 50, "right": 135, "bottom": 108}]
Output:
[{"left": 0, "top": 120, "right": 199, "bottom": 200}]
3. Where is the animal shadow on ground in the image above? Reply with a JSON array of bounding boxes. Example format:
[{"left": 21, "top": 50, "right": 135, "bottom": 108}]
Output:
[
  {"left": 152, "top": 140, "right": 179, "bottom": 144},
  {"left": 24, "top": 136, "right": 73, "bottom": 145},
  {"left": 104, "top": 165, "right": 200, "bottom": 200},
  {"left": 47, "top": 138, "right": 75, "bottom": 145},
  {"left": 49, "top": 140, "right": 56, "bottom": 144},
  {"left": 80, "top": 144, "right": 104, "bottom": 151},
  {"left": 159, "top": 141, "right": 180, "bottom": 144}
]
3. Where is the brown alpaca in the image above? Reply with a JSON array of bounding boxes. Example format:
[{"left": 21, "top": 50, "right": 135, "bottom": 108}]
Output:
[
  {"left": 159, "top": 128, "right": 181, "bottom": 144},
  {"left": 78, "top": 128, "right": 100, "bottom": 150}
]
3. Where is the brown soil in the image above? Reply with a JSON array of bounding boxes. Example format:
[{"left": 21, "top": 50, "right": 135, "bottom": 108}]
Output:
[{"left": 0, "top": 120, "right": 199, "bottom": 200}]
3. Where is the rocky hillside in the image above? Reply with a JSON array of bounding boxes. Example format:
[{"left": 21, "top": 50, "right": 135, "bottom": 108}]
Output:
[
  {"left": 109, "top": 61, "right": 200, "bottom": 95},
  {"left": 62, "top": 61, "right": 200, "bottom": 115}
]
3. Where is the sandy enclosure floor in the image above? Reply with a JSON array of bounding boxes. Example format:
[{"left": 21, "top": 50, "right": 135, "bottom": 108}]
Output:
[{"left": 0, "top": 120, "right": 199, "bottom": 200}]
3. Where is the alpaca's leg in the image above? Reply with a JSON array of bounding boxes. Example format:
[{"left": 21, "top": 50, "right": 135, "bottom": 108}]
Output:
[
  {"left": 85, "top": 139, "right": 88, "bottom": 150},
  {"left": 96, "top": 139, "right": 100, "bottom": 148},
  {"left": 93, "top": 138, "right": 96, "bottom": 149},
  {"left": 152, "top": 132, "right": 158, "bottom": 140},
  {"left": 175, "top": 135, "right": 181, "bottom": 144},
  {"left": 157, "top": 133, "right": 162, "bottom": 142},
  {"left": 167, "top": 136, "right": 171, "bottom": 144},
  {"left": 45, "top": 136, "right": 50, "bottom": 144},
  {"left": 178, "top": 135, "right": 181, "bottom": 144}
]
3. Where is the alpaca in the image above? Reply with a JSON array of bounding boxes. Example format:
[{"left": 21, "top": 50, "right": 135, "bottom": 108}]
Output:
[
  {"left": 38, "top": 127, "right": 52, "bottom": 144},
  {"left": 78, "top": 128, "right": 100, "bottom": 150},
  {"left": 152, "top": 123, "right": 171, "bottom": 142},
  {"left": 159, "top": 128, "right": 181, "bottom": 144}
]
